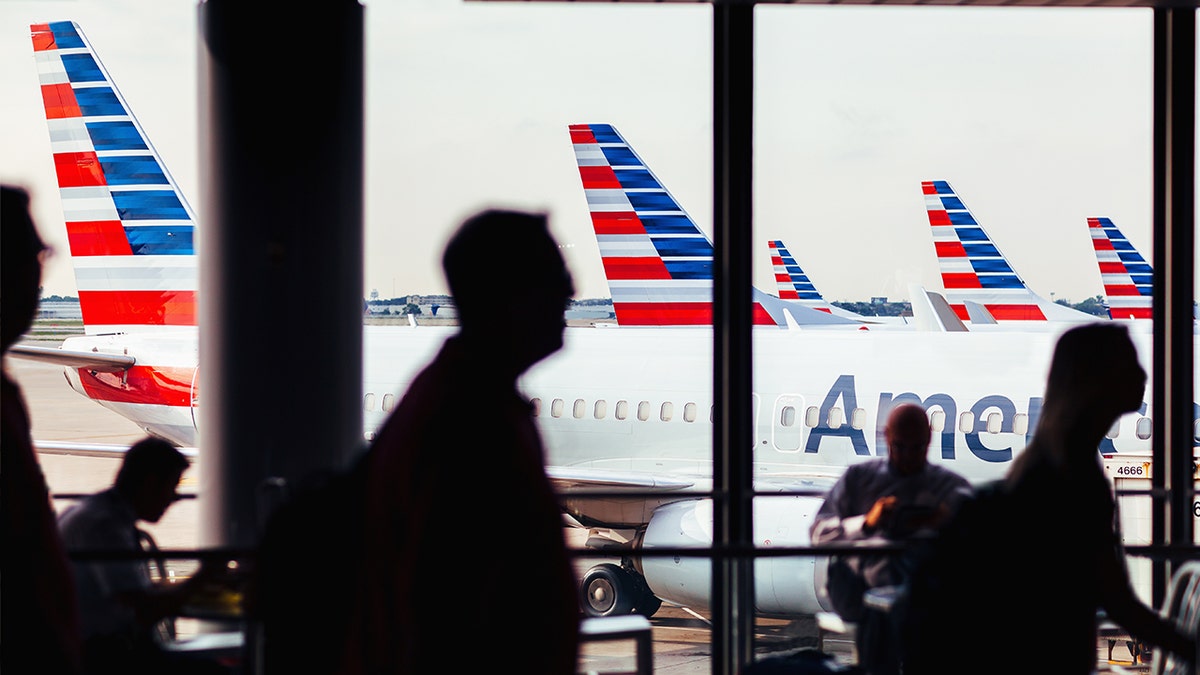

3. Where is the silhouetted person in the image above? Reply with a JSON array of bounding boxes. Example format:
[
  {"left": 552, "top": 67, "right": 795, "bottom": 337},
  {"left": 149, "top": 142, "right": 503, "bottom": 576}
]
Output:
[
  {"left": 341, "top": 209, "right": 580, "bottom": 674},
  {"left": 903, "top": 323, "right": 1195, "bottom": 674},
  {"left": 811, "top": 402, "right": 971, "bottom": 674},
  {"left": 1, "top": 185, "right": 84, "bottom": 674},
  {"left": 58, "top": 436, "right": 229, "bottom": 675}
]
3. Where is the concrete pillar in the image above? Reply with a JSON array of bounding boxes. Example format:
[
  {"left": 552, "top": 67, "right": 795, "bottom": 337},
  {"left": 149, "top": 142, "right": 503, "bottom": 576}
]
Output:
[{"left": 197, "top": 0, "right": 365, "bottom": 548}]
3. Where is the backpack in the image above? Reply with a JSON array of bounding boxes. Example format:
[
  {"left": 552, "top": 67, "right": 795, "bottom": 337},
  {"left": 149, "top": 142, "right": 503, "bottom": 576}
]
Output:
[
  {"left": 898, "top": 480, "right": 1010, "bottom": 674},
  {"left": 247, "top": 454, "right": 370, "bottom": 675}
]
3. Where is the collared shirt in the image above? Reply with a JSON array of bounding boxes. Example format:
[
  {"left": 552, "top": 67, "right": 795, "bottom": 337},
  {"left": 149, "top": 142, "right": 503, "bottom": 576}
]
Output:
[{"left": 57, "top": 488, "right": 151, "bottom": 641}]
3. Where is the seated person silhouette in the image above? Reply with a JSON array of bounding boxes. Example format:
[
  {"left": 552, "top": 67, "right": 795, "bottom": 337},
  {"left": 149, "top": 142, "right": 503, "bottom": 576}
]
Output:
[
  {"left": 810, "top": 402, "right": 972, "bottom": 674},
  {"left": 58, "top": 437, "right": 230, "bottom": 675}
]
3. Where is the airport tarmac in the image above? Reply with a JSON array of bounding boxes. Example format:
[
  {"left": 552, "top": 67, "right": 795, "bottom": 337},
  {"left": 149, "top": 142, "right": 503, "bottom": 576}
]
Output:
[{"left": 6, "top": 344, "right": 1149, "bottom": 673}]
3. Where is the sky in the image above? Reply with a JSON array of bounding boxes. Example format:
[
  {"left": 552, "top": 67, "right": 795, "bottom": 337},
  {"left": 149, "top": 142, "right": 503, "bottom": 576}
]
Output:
[{"left": 0, "top": 0, "right": 1163, "bottom": 304}]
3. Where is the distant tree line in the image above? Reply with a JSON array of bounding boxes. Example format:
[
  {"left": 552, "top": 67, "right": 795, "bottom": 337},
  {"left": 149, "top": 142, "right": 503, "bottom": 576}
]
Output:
[
  {"left": 1057, "top": 295, "right": 1108, "bottom": 317},
  {"left": 831, "top": 301, "right": 912, "bottom": 317},
  {"left": 832, "top": 295, "right": 1110, "bottom": 318}
]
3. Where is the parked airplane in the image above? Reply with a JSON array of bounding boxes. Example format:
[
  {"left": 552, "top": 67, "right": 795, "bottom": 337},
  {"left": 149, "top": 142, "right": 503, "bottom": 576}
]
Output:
[
  {"left": 14, "top": 22, "right": 1193, "bottom": 621},
  {"left": 922, "top": 180, "right": 1097, "bottom": 326}
]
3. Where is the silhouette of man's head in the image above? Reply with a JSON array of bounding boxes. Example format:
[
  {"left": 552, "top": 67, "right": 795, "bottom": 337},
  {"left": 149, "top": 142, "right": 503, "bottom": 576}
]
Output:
[
  {"left": 885, "top": 403, "right": 932, "bottom": 477},
  {"left": 114, "top": 437, "right": 190, "bottom": 523},
  {"left": 443, "top": 210, "right": 574, "bottom": 373},
  {"left": 2, "top": 186, "right": 48, "bottom": 352},
  {"left": 1046, "top": 323, "right": 1145, "bottom": 422}
]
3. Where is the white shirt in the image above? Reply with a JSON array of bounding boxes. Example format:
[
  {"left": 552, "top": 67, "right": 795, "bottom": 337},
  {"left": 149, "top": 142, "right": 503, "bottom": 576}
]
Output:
[{"left": 57, "top": 488, "right": 151, "bottom": 641}]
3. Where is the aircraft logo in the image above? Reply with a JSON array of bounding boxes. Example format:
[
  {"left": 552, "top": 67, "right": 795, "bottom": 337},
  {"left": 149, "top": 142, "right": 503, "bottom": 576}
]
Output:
[
  {"left": 922, "top": 180, "right": 1094, "bottom": 325},
  {"left": 32, "top": 21, "right": 198, "bottom": 336},
  {"left": 1088, "top": 217, "right": 1153, "bottom": 320}
]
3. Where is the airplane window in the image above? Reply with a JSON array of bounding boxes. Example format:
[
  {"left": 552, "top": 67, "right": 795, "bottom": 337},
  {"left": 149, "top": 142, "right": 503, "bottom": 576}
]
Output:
[
  {"left": 805, "top": 406, "right": 820, "bottom": 428},
  {"left": 382, "top": 393, "right": 395, "bottom": 412},
  {"left": 1012, "top": 413, "right": 1028, "bottom": 436},
  {"left": 1106, "top": 420, "right": 1120, "bottom": 439},
  {"left": 1136, "top": 417, "right": 1153, "bottom": 440},
  {"left": 710, "top": 405, "right": 715, "bottom": 424},
  {"left": 661, "top": 402, "right": 674, "bottom": 422},
  {"left": 986, "top": 412, "right": 1001, "bottom": 434},
  {"left": 530, "top": 398, "right": 541, "bottom": 417},
  {"left": 781, "top": 406, "right": 796, "bottom": 428},
  {"left": 615, "top": 400, "right": 628, "bottom": 420},
  {"left": 594, "top": 400, "right": 607, "bottom": 419},
  {"left": 850, "top": 408, "right": 866, "bottom": 430},
  {"left": 574, "top": 399, "right": 586, "bottom": 419},
  {"left": 637, "top": 401, "right": 651, "bottom": 422},
  {"left": 684, "top": 402, "right": 697, "bottom": 423},
  {"left": 364, "top": 393, "right": 376, "bottom": 412},
  {"left": 929, "top": 410, "right": 946, "bottom": 432},
  {"left": 551, "top": 398, "right": 564, "bottom": 418},
  {"left": 827, "top": 407, "right": 844, "bottom": 429},
  {"left": 958, "top": 412, "right": 975, "bottom": 434}
]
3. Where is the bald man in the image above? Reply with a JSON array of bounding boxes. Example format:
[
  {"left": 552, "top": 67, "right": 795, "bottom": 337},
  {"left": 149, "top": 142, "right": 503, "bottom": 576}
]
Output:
[{"left": 810, "top": 403, "right": 972, "bottom": 674}]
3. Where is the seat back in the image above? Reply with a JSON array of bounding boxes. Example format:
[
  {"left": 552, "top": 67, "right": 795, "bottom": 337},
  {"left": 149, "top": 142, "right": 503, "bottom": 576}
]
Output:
[
  {"left": 1150, "top": 560, "right": 1200, "bottom": 675},
  {"left": 136, "top": 528, "right": 177, "bottom": 642}
]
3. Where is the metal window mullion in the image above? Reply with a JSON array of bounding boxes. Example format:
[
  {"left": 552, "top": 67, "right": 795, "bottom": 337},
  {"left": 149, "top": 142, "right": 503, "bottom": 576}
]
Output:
[
  {"left": 1151, "top": 5, "right": 1195, "bottom": 607},
  {"left": 711, "top": 2, "right": 756, "bottom": 674}
]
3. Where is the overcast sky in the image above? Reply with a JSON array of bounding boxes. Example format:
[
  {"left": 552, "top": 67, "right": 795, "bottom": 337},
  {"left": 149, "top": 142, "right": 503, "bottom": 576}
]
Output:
[{"left": 0, "top": 0, "right": 1162, "bottom": 304}]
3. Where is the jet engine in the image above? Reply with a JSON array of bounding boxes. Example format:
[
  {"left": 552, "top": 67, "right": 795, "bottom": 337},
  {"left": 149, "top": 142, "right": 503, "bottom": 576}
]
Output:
[
  {"left": 578, "top": 495, "right": 833, "bottom": 618},
  {"left": 637, "top": 495, "right": 832, "bottom": 617}
]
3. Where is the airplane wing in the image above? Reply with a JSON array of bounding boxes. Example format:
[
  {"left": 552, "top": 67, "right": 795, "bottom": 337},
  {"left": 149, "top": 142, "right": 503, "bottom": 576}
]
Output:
[
  {"left": 908, "top": 285, "right": 969, "bottom": 332},
  {"left": 34, "top": 440, "right": 197, "bottom": 460},
  {"left": 963, "top": 301, "right": 999, "bottom": 325},
  {"left": 549, "top": 465, "right": 837, "bottom": 530},
  {"left": 547, "top": 466, "right": 698, "bottom": 491},
  {"left": 7, "top": 344, "right": 135, "bottom": 372}
]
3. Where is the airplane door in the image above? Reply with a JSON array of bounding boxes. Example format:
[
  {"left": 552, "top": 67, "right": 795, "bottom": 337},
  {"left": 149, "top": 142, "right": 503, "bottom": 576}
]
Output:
[{"left": 771, "top": 394, "right": 805, "bottom": 453}]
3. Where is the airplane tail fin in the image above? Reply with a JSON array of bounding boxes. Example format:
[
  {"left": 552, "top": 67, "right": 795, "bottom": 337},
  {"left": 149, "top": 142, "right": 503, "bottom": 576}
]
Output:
[
  {"left": 568, "top": 123, "right": 780, "bottom": 327},
  {"left": 1088, "top": 217, "right": 1152, "bottom": 320},
  {"left": 922, "top": 180, "right": 1091, "bottom": 324},
  {"left": 31, "top": 21, "right": 197, "bottom": 335},
  {"left": 768, "top": 239, "right": 833, "bottom": 313}
]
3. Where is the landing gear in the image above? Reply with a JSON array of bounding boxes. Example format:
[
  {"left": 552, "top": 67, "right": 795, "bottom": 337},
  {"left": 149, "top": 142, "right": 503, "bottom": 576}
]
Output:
[{"left": 579, "top": 562, "right": 662, "bottom": 618}]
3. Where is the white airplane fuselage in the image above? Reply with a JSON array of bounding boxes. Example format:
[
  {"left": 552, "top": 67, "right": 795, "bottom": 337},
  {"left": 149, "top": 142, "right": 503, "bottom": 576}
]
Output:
[{"left": 53, "top": 321, "right": 1186, "bottom": 617}]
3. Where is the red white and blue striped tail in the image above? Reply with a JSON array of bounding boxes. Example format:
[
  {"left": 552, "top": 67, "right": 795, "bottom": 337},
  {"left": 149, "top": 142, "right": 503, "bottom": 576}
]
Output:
[
  {"left": 922, "top": 180, "right": 1056, "bottom": 323},
  {"left": 569, "top": 123, "right": 780, "bottom": 327},
  {"left": 768, "top": 239, "right": 833, "bottom": 314},
  {"left": 1089, "top": 217, "right": 1153, "bottom": 320},
  {"left": 32, "top": 21, "right": 197, "bottom": 336}
]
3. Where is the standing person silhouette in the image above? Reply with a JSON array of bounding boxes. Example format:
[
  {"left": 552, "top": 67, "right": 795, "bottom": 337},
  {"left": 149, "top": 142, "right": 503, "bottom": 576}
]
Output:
[
  {"left": 342, "top": 209, "right": 581, "bottom": 674},
  {"left": 1, "top": 185, "right": 83, "bottom": 675},
  {"left": 903, "top": 323, "right": 1195, "bottom": 674}
]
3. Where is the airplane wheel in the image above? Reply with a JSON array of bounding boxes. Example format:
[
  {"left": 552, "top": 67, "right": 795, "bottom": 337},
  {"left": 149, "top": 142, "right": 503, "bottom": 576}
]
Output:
[{"left": 580, "top": 563, "right": 636, "bottom": 617}]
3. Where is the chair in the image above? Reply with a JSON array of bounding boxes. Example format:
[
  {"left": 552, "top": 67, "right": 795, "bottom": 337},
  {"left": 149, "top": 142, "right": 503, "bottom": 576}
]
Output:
[
  {"left": 136, "top": 528, "right": 176, "bottom": 642},
  {"left": 579, "top": 615, "right": 653, "bottom": 675},
  {"left": 1149, "top": 560, "right": 1200, "bottom": 675}
]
